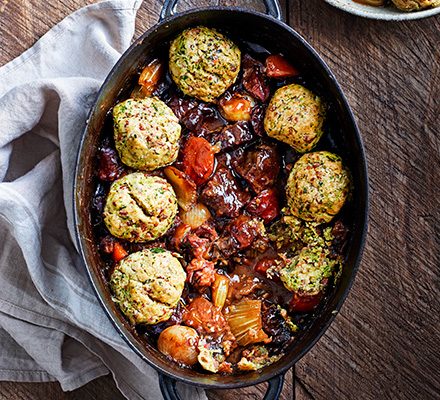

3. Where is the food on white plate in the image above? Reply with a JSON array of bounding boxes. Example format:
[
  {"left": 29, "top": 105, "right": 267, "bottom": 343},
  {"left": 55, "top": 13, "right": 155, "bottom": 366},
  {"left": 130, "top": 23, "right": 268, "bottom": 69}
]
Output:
[
  {"left": 92, "top": 26, "right": 353, "bottom": 375},
  {"left": 109, "top": 249, "right": 186, "bottom": 325},
  {"left": 103, "top": 173, "right": 178, "bottom": 242},
  {"left": 391, "top": 0, "right": 440, "bottom": 10},
  {"left": 169, "top": 26, "right": 241, "bottom": 102},
  {"left": 113, "top": 97, "right": 181, "bottom": 170},
  {"left": 352, "top": 0, "right": 439, "bottom": 11},
  {"left": 354, "top": 0, "right": 386, "bottom": 5},
  {"left": 264, "top": 84, "right": 326, "bottom": 153},
  {"left": 286, "top": 151, "right": 351, "bottom": 223}
]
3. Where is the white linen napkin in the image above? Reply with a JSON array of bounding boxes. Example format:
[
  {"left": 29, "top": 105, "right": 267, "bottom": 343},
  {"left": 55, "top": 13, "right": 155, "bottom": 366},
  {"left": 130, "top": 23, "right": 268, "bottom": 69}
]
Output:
[{"left": 0, "top": 1, "right": 207, "bottom": 399}]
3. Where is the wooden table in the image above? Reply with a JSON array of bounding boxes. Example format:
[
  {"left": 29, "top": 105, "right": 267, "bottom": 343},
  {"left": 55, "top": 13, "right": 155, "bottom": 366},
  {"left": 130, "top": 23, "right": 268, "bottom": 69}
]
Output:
[{"left": 0, "top": 1, "right": 439, "bottom": 399}]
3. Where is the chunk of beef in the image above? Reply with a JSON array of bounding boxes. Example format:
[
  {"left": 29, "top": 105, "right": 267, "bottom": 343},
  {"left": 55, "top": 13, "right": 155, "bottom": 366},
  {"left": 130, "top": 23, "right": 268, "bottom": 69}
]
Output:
[
  {"left": 242, "top": 54, "right": 270, "bottom": 103},
  {"left": 234, "top": 144, "right": 280, "bottom": 194},
  {"left": 97, "top": 146, "right": 124, "bottom": 182},
  {"left": 331, "top": 220, "right": 349, "bottom": 254},
  {"left": 166, "top": 94, "right": 198, "bottom": 121},
  {"left": 213, "top": 215, "right": 267, "bottom": 259},
  {"left": 99, "top": 235, "right": 115, "bottom": 255},
  {"left": 91, "top": 183, "right": 107, "bottom": 228},
  {"left": 182, "top": 103, "right": 225, "bottom": 135},
  {"left": 194, "top": 223, "right": 218, "bottom": 243},
  {"left": 250, "top": 104, "right": 265, "bottom": 136},
  {"left": 261, "top": 303, "right": 294, "bottom": 353},
  {"left": 254, "top": 253, "right": 286, "bottom": 278},
  {"left": 172, "top": 222, "right": 218, "bottom": 259},
  {"left": 183, "top": 297, "right": 236, "bottom": 356},
  {"left": 227, "top": 275, "right": 265, "bottom": 303},
  {"left": 183, "top": 298, "right": 225, "bottom": 337},
  {"left": 186, "top": 258, "right": 216, "bottom": 289},
  {"left": 184, "top": 233, "right": 212, "bottom": 259},
  {"left": 91, "top": 193, "right": 105, "bottom": 217},
  {"left": 246, "top": 188, "right": 281, "bottom": 224},
  {"left": 200, "top": 167, "right": 251, "bottom": 218},
  {"left": 211, "top": 121, "right": 255, "bottom": 152},
  {"left": 151, "top": 74, "right": 173, "bottom": 98}
]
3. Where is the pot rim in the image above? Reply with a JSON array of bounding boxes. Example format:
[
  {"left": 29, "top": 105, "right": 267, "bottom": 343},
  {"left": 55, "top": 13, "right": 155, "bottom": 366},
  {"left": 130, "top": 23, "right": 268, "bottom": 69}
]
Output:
[{"left": 73, "top": 6, "right": 369, "bottom": 389}]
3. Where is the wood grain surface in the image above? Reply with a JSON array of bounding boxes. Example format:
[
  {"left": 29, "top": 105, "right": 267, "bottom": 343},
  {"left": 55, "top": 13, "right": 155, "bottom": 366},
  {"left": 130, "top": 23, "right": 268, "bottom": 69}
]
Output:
[{"left": 0, "top": 0, "right": 439, "bottom": 399}]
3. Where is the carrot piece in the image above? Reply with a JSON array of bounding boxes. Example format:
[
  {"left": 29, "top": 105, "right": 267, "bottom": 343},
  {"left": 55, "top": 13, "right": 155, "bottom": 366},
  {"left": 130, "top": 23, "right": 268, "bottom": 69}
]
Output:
[{"left": 113, "top": 242, "right": 128, "bottom": 262}]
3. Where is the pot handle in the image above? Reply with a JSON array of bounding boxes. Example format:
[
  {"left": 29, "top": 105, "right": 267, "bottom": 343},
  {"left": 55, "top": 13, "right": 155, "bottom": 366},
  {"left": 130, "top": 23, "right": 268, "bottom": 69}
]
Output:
[
  {"left": 159, "top": 0, "right": 283, "bottom": 22},
  {"left": 159, "top": 372, "right": 285, "bottom": 400},
  {"left": 159, "top": 373, "right": 180, "bottom": 400},
  {"left": 263, "top": 374, "right": 285, "bottom": 400}
]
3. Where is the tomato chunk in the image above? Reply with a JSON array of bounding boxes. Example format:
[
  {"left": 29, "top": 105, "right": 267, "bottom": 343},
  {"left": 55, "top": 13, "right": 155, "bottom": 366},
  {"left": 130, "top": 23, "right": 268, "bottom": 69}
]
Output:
[
  {"left": 112, "top": 242, "right": 128, "bottom": 262},
  {"left": 254, "top": 254, "right": 285, "bottom": 278},
  {"left": 265, "top": 55, "right": 299, "bottom": 78},
  {"left": 289, "top": 292, "right": 322, "bottom": 313},
  {"left": 219, "top": 93, "right": 253, "bottom": 122},
  {"left": 182, "top": 137, "right": 215, "bottom": 185},
  {"left": 246, "top": 188, "right": 280, "bottom": 224}
]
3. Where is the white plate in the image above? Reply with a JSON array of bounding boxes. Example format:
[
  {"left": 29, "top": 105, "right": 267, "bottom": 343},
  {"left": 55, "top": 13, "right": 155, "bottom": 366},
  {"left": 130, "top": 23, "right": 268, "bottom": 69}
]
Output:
[{"left": 324, "top": 0, "right": 440, "bottom": 20}]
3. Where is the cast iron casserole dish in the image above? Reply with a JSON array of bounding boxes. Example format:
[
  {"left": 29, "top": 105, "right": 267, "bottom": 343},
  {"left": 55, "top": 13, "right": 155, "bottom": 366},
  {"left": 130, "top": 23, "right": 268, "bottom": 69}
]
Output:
[{"left": 74, "top": 1, "right": 369, "bottom": 398}]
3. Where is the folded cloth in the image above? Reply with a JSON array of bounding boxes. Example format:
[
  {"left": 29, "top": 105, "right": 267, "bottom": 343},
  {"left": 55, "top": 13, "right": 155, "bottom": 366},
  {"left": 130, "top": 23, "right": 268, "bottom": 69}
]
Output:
[{"left": 0, "top": 2, "right": 207, "bottom": 399}]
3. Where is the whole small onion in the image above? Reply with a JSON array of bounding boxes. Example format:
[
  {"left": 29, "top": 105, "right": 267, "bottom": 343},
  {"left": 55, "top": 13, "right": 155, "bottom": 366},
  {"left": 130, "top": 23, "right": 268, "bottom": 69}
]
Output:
[{"left": 158, "top": 325, "right": 200, "bottom": 366}]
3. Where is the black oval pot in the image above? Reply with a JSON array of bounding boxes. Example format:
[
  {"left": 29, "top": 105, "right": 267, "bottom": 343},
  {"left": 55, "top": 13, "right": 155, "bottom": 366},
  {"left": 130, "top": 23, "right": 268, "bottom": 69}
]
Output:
[{"left": 74, "top": 1, "right": 369, "bottom": 399}]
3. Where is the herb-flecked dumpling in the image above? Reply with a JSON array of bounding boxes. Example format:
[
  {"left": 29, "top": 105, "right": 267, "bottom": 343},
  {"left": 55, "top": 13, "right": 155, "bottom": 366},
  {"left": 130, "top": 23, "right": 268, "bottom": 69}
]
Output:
[
  {"left": 104, "top": 173, "right": 178, "bottom": 242},
  {"left": 286, "top": 151, "right": 350, "bottom": 223},
  {"left": 169, "top": 26, "right": 241, "bottom": 102}
]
